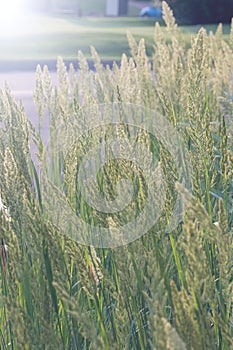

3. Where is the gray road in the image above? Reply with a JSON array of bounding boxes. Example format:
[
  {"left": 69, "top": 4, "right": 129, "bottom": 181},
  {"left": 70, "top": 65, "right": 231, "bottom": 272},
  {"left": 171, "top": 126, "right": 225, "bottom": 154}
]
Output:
[
  {"left": 0, "top": 71, "right": 57, "bottom": 124},
  {"left": 0, "top": 71, "right": 58, "bottom": 162},
  {"left": 0, "top": 70, "right": 57, "bottom": 110}
]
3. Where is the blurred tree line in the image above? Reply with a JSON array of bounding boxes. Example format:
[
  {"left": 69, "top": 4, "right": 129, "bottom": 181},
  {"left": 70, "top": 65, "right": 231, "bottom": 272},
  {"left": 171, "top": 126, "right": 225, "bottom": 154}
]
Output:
[
  {"left": 24, "top": 0, "right": 78, "bottom": 12},
  {"left": 166, "top": 0, "right": 233, "bottom": 24},
  {"left": 23, "top": 0, "right": 233, "bottom": 24}
]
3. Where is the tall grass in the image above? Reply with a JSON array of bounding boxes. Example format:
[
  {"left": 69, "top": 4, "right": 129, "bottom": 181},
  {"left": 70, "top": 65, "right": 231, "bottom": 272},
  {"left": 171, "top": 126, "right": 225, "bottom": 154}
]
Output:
[{"left": 0, "top": 3, "right": 232, "bottom": 349}]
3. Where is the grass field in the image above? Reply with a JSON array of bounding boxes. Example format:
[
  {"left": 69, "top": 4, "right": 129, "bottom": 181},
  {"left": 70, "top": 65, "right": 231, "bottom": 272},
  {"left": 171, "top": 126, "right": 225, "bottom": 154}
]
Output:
[
  {"left": 0, "top": 3, "right": 232, "bottom": 349},
  {"left": 0, "top": 15, "right": 231, "bottom": 62}
]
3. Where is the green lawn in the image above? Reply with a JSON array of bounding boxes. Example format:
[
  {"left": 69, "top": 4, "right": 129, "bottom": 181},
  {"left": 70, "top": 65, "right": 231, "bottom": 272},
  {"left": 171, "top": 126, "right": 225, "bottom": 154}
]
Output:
[{"left": 0, "top": 15, "right": 230, "bottom": 62}]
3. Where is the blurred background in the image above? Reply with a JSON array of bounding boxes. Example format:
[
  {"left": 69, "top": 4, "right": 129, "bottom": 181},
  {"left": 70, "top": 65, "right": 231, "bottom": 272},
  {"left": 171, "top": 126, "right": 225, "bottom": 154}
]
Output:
[{"left": 19, "top": 0, "right": 233, "bottom": 24}]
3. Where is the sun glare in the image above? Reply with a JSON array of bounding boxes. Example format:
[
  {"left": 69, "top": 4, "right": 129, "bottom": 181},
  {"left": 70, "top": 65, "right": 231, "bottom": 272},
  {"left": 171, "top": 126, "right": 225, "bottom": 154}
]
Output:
[{"left": 0, "top": 0, "right": 29, "bottom": 36}]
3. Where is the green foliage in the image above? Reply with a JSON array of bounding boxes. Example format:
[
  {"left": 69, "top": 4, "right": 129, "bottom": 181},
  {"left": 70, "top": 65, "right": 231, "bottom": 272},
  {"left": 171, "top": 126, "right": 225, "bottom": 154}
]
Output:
[
  {"left": 0, "top": 4, "right": 232, "bottom": 349},
  {"left": 166, "top": 0, "right": 233, "bottom": 24}
]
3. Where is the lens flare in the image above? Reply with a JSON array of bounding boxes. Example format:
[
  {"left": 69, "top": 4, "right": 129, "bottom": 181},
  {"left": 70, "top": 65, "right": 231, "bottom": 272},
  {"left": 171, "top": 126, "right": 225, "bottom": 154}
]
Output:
[{"left": 0, "top": 0, "right": 28, "bottom": 36}]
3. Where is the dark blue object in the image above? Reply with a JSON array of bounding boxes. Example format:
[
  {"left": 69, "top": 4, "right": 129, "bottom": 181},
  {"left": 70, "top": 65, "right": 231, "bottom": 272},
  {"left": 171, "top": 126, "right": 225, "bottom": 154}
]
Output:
[{"left": 140, "top": 7, "right": 162, "bottom": 18}]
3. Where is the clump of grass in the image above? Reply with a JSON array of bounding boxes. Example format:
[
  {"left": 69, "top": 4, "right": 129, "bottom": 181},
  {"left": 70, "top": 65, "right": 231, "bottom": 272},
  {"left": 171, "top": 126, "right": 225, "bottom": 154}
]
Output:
[{"left": 0, "top": 2, "right": 232, "bottom": 349}]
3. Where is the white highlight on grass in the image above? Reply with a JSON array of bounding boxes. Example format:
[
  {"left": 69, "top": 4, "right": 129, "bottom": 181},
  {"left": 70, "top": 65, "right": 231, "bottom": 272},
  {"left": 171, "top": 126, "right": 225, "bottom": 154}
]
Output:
[{"left": 0, "top": 194, "right": 11, "bottom": 222}]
